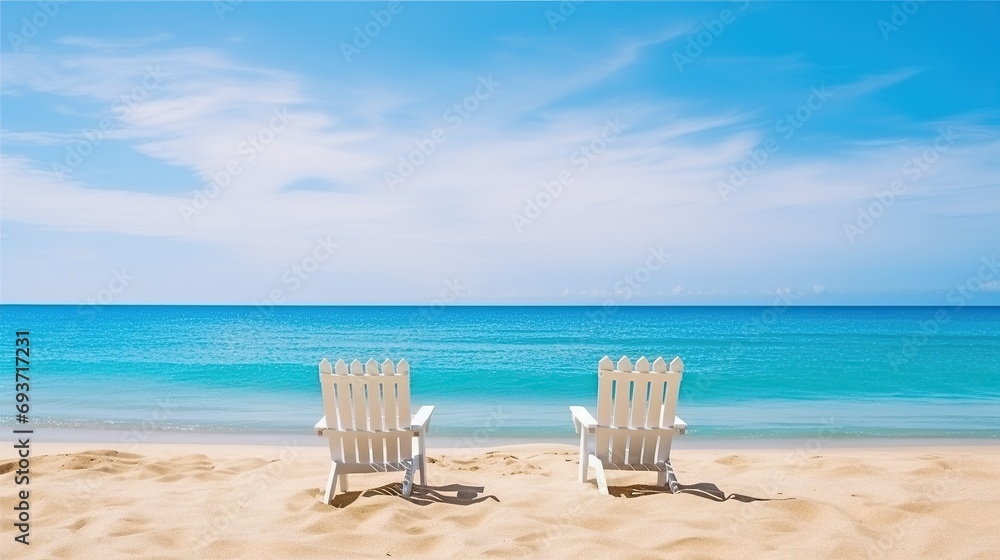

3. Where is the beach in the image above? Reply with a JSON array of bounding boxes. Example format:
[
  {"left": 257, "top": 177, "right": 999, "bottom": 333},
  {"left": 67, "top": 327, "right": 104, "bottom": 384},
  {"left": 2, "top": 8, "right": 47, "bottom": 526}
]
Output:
[
  {"left": 3, "top": 0, "right": 998, "bottom": 557},
  {"left": 3, "top": 440, "right": 998, "bottom": 559}
]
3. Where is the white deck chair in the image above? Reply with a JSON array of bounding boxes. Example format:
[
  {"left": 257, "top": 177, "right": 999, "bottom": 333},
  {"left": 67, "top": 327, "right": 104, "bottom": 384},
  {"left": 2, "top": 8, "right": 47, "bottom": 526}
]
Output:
[
  {"left": 570, "top": 355, "right": 687, "bottom": 495},
  {"left": 314, "top": 357, "right": 434, "bottom": 504}
]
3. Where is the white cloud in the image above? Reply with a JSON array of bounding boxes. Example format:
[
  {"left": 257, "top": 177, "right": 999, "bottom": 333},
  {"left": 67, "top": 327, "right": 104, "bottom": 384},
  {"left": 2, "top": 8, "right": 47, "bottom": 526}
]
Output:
[{"left": 1, "top": 36, "right": 998, "bottom": 303}]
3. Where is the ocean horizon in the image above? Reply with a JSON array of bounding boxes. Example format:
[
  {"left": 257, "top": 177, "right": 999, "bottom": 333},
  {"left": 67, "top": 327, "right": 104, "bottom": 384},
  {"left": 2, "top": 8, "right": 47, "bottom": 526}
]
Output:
[{"left": 3, "top": 304, "right": 998, "bottom": 441}]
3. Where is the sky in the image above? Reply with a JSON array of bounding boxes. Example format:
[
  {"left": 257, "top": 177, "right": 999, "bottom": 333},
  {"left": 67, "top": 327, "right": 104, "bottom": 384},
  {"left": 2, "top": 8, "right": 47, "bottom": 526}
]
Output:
[{"left": 1, "top": 1, "right": 998, "bottom": 305}]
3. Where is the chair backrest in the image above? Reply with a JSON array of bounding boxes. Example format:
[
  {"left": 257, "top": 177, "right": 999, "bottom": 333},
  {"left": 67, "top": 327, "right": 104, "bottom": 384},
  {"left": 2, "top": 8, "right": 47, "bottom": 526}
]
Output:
[
  {"left": 319, "top": 358, "right": 411, "bottom": 433},
  {"left": 595, "top": 355, "right": 684, "bottom": 465}
]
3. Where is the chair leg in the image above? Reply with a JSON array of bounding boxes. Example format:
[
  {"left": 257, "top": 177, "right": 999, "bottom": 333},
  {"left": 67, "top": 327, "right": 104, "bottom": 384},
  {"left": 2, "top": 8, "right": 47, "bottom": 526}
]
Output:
[
  {"left": 588, "top": 454, "right": 608, "bottom": 495},
  {"left": 418, "top": 431, "right": 428, "bottom": 487},
  {"left": 402, "top": 458, "right": 416, "bottom": 498},
  {"left": 339, "top": 473, "right": 349, "bottom": 492},
  {"left": 665, "top": 459, "right": 680, "bottom": 494},
  {"left": 656, "top": 470, "right": 667, "bottom": 487},
  {"left": 323, "top": 462, "right": 339, "bottom": 505},
  {"left": 578, "top": 430, "right": 589, "bottom": 483}
]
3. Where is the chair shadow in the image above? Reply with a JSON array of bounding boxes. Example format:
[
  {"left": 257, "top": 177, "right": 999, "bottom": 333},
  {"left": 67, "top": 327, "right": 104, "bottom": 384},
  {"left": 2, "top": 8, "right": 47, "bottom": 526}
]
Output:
[
  {"left": 609, "top": 481, "right": 789, "bottom": 503},
  {"left": 331, "top": 483, "right": 500, "bottom": 508}
]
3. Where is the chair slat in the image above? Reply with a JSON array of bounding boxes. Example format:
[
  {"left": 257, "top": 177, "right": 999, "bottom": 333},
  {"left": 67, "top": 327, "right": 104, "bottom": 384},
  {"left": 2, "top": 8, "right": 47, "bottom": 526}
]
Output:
[
  {"left": 367, "top": 377, "right": 384, "bottom": 433},
  {"left": 319, "top": 359, "right": 338, "bottom": 431},
  {"left": 326, "top": 434, "right": 345, "bottom": 462},
  {"left": 610, "top": 372, "right": 631, "bottom": 463},
  {"left": 350, "top": 360, "right": 368, "bottom": 431},
  {"left": 661, "top": 373, "right": 682, "bottom": 428},
  {"left": 612, "top": 377, "right": 632, "bottom": 428},
  {"left": 384, "top": 431, "right": 401, "bottom": 464},
  {"left": 595, "top": 357, "right": 614, "bottom": 460},
  {"left": 611, "top": 357, "right": 634, "bottom": 430},
  {"left": 367, "top": 432, "right": 385, "bottom": 465},
  {"left": 626, "top": 379, "right": 650, "bottom": 464},
  {"left": 396, "top": 363, "right": 411, "bottom": 425},
  {"left": 655, "top": 434, "right": 674, "bottom": 464},
  {"left": 630, "top": 378, "right": 651, "bottom": 428},
  {"left": 610, "top": 430, "right": 627, "bottom": 464},
  {"left": 333, "top": 370, "right": 353, "bottom": 431},
  {"left": 625, "top": 434, "right": 644, "bottom": 465},
  {"left": 634, "top": 356, "right": 650, "bottom": 373},
  {"left": 375, "top": 358, "right": 393, "bottom": 438},
  {"left": 395, "top": 359, "right": 412, "bottom": 460},
  {"left": 340, "top": 432, "right": 358, "bottom": 464},
  {"left": 399, "top": 431, "right": 413, "bottom": 461},
  {"left": 383, "top": 378, "right": 399, "bottom": 431},
  {"left": 642, "top": 378, "right": 667, "bottom": 461},
  {"left": 652, "top": 356, "right": 667, "bottom": 373}
]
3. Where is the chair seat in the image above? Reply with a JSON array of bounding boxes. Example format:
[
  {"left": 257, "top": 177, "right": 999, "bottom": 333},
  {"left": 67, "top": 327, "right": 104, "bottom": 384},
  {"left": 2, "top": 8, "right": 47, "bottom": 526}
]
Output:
[
  {"left": 330, "top": 459, "right": 417, "bottom": 474},
  {"left": 588, "top": 456, "right": 670, "bottom": 472}
]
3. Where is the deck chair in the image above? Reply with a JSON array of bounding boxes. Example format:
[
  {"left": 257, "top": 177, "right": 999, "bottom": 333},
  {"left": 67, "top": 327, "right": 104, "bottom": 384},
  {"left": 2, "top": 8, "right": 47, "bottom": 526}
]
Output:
[
  {"left": 570, "top": 355, "right": 687, "bottom": 495},
  {"left": 314, "top": 357, "right": 434, "bottom": 504}
]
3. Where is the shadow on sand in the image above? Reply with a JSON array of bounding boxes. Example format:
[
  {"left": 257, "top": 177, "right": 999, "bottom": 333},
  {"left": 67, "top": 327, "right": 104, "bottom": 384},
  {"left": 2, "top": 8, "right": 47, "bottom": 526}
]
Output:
[
  {"left": 609, "top": 481, "right": 790, "bottom": 503},
  {"left": 330, "top": 483, "right": 500, "bottom": 508}
]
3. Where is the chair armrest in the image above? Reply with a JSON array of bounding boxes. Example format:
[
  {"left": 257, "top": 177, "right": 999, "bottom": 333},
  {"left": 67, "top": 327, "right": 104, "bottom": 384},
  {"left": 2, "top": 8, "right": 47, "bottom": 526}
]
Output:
[
  {"left": 314, "top": 415, "right": 328, "bottom": 436},
  {"left": 411, "top": 405, "right": 435, "bottom": 433},
  {"left": 570, "top": 406, "right": 598, "bottom": 433},
  {"left": 672, "top": 416, "right": 687, "bottom": 435}
]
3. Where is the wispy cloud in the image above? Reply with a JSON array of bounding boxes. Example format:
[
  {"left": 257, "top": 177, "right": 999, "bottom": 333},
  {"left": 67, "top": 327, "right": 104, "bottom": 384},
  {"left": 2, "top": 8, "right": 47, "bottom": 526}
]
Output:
[
  {"left": 2, "top": 5, "right": 998, "bottom": 304},
  {"left": 833, "top": 68, "right": 923, "bottom": 99},
  {"left": 55, "top": 33, "right": 173, "bottom": 51}
]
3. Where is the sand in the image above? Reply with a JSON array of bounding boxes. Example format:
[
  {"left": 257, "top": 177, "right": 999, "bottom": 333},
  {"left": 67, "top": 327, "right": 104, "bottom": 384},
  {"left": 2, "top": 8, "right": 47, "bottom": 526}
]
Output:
[{"left": 2, "top": 440, "right": 998, "bottom": 559}]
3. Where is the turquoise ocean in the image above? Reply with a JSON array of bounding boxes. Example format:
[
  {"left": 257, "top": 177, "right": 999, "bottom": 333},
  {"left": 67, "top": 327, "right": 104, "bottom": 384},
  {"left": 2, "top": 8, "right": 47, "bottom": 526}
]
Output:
[{"left": 2, "top": 305, "right": 998, "bottom": 440}]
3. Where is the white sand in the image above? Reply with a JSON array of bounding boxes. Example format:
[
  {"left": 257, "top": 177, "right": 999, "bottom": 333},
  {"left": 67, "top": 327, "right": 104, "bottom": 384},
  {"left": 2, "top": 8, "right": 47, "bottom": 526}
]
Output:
[{"left": 2, "top": 441, "right": 998, "bottom": 558}]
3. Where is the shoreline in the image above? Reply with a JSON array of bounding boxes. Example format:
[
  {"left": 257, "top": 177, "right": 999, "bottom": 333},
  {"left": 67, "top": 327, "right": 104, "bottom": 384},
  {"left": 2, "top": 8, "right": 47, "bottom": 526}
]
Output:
[{"left": 6, "top": 426, "right": 998, "bottom": 449}]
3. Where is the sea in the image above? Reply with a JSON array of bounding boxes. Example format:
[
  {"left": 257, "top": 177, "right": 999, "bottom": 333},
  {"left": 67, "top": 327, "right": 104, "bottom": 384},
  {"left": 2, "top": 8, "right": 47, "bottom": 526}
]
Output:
[{"left": 1, "top": 305, "right": 998, "bottom": 442}]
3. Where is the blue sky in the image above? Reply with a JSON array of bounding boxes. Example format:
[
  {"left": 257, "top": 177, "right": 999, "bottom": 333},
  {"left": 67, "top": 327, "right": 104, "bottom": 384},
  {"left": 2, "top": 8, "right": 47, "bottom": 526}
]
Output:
[{"left": 1, "top": 1, "right": 998, "bottom": 304}]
